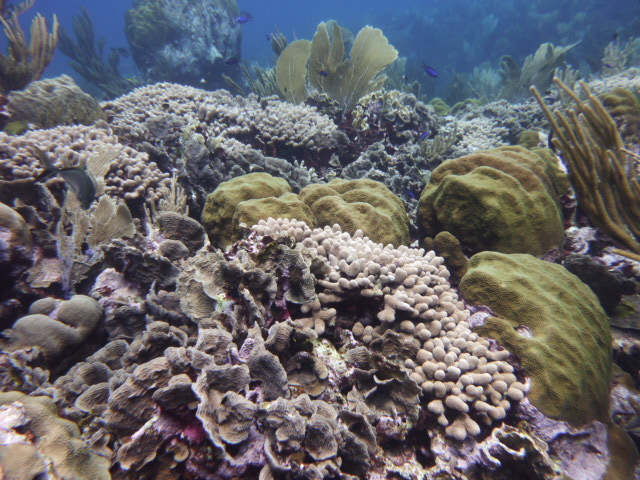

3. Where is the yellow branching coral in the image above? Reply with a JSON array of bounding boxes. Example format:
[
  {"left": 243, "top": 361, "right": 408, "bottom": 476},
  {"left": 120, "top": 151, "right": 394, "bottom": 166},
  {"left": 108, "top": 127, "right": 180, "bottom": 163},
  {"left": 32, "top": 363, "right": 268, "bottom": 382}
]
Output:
[
  {"left": 276, "top": 21, "right": 397, "bottom": 111},
  {"left": 0, "top": 5, "right": 59, "bottom": 94},
  {"left": 532, "top": 78, "right": 640, "bottom": 254}
]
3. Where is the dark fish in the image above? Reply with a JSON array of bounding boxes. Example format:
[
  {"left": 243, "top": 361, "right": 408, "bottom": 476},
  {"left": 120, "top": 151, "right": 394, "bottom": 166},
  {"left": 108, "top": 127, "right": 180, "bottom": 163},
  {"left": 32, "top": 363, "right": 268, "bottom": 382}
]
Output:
[
  {"left": 406, "top": 190, "right": 418, "bottom": 200},
  {"left": 32, "top": 147, "right": 97, "bottom": 209},
  {"left": 4, "top": 120, "right": 29, "bottom": 135},
  {"left": 110, "top": 47, "right": 130, "bottom": 57},
  {"left": 613, "top": 32, "right": 619, "bottom": 42},
  {"left": 422, "top": 63, "right": 438, "bottom": 78},
  {"left": 547, "top": 130, "right": 556, "bottom": 153},
  {"left": 224, "top": 56, "right": 241, "bottom": 66},
  {"left": 419, "top": 131, "right": 430, "bottom": 141},
  {"left": 318, "top": 70, "right": 329, "bottom": 77},
  {"left": 604, "top": 63, "right": 614, "bottom": 68},
  {"left": 235, "top": 11, "right": 253, "bottom": 24}
]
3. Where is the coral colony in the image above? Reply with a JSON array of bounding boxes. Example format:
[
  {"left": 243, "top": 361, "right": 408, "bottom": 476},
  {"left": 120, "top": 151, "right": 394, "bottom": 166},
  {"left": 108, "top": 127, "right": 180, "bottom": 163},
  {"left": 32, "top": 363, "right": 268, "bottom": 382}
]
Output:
[{"left": 1, "top": 0, "right": 640, "bottom": 479}]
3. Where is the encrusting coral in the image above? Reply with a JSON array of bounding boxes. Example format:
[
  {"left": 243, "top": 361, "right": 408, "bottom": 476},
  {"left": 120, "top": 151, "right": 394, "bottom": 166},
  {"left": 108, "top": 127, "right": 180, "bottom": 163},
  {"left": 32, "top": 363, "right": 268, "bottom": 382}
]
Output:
[{"left": 0, "top": 391, "right": 111, "bottom": 480}]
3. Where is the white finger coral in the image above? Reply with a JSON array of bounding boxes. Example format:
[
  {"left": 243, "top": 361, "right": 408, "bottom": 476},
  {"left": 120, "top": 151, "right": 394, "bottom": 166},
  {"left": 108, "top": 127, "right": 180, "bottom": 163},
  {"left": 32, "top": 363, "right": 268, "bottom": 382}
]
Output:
[{"left": 251, "top": 217, "right": 525, "bottom": 441}]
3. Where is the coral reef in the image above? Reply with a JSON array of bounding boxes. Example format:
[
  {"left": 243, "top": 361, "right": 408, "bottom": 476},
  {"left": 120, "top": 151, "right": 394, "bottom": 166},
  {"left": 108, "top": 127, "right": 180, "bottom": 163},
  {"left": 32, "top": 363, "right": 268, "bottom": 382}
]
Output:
[
  {"left": 125, "top": 0, "right": 242, "bottom": 87},
  {"left": 417, "top": 145, "right": 568, "bottom": 256},
  {"left": 533, "top": 79, "right": 640, "bottom": 254},
  {"left": 300, "top": 178, "right": 410, "bottom": 246},
  {"left": 277, "top": 21, "right": 398, "bottom": 111},
  {"left": 0, "top": 6, "right": 59, "bottom": 94},
  {"left": 459, "top": 251, "right": 611, "bottom": 425},
  {"left": 1, "top": 42, "right": 640, "bottom": 478},
  {"left": 7, "top": 75, "right": 105, "bottom": 128}
]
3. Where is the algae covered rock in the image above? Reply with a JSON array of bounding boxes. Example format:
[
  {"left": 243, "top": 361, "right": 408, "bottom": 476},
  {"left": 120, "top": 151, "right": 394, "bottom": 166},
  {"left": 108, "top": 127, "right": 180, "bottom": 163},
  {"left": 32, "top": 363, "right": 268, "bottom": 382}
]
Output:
[
  {"left": 417, "top": 145, "right": 568, "bottom": 256},
  {"left": 300, "top": 178, "right": 410, "bottom": 246},
  {"left": 459, "top": 252, "right": 611, "bottom": 426},
  {"left": 125, "top": 0, "right": 242, "bottom": 86},
  {"left": 7, "top": 75, "right": 104, "bottom": 129},
  {"left": 201, "top": 173, "right": 314, "bottom": 247},
  {"left": 2, "top": 295, "right": 103, "bottom": 361},
  {"left": 0, "top": 391, "right": 111, "bottom": 480}
]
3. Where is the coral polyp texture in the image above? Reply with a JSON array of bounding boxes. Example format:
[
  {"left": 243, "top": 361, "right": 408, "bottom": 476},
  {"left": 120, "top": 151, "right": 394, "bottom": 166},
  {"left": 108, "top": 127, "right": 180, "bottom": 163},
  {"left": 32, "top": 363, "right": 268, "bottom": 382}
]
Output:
[
  {"left": 202, "top": 174, "right": 411, "bottom": 249},
  {"left": 0, "top": 124, "right": 171, "bottom": 202},
  {"left": 251, "top": 218, "right": 523, "bottom": 442},
  {"left": 459, "top": 251, "right": 612, "bottom": 425},
  {"left": 418, "top": 145, "right": 568, "bottom": 256},
  {"left": 300, "top": 178, "right": 410, "bottom": 246}
]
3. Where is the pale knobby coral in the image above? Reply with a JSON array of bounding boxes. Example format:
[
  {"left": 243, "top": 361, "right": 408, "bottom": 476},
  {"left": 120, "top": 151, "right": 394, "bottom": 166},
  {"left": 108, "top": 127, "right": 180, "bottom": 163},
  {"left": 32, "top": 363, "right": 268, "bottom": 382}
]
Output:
[
  {"left": 0, "top": 124, "right": 170, "bottom": 202},
  {"left": 252, "top": 218, "right": 525, "bottom": 442}
]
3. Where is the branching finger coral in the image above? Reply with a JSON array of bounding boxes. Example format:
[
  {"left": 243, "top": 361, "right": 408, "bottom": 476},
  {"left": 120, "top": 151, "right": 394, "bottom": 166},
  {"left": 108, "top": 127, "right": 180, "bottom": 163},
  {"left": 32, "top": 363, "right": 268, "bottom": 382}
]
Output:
[{"left": 532, "top": 78, "right": 640, "bottom": 254}]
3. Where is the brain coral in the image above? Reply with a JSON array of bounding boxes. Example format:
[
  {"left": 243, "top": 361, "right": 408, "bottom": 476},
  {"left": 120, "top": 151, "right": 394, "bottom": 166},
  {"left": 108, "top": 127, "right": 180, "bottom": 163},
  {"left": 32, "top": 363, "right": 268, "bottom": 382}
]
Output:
[
  {"left": 459, "top": 251, "right": 611, "bottom": 425},
  {"left": 300, "top": 178, "right": 410, "bottom": 246},
  {"left": 3, "top": 295, "right": 103, "bottom": 361},
  {"left": 201, "top": 172, "right": 316, "bottom": 247},
  {"left": 417, "top": 145, "right": 568, "bottom": 255}
]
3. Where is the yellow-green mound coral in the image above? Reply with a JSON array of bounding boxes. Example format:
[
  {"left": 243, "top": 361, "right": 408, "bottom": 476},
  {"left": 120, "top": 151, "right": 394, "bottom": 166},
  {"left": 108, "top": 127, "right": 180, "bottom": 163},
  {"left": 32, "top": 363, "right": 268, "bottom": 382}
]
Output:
[
  {"left": 417, "top": 145, "right": 568, "bottom": 255},
  {"left": 300, "top": 179, "right": 409, "bottom": 246},
  {"left": 202, "top": 175, "right": 410, "bottom": 248},
  {"left": 201, "top": 173, "right": 314, "bottom": 247},
  {"left": 0, "top": 392, "right": 111, "bottom": 480},
  {"left": 459, "top": 252, "right": 611, "bottom": 425}
]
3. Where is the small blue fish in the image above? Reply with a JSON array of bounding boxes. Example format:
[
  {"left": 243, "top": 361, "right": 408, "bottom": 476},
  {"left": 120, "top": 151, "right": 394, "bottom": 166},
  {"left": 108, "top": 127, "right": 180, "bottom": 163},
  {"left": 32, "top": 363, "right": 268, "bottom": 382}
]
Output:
[
  {"left": 406, "top": 190, "right": 418, "bottom": 200},
  {"left": 236, "top": 11, "right": 253, "bottom": 24},
  {"left": 110, "top": 47, "right": 130, "bottom": 57},
  {"left": 419, "top": 131, "right": 430, "bottom": 141},
  {"left": 225, "top": 56, "right": 241, "bottom": 66},
  {"left": 422, "top": 63, "right": 438, "bottom": 78},
  {"left": 604, "top": 63, "right": 614, "bottom": 69},
  {"left": 318, "top": 70, "right": 329, "bottom": 77}
]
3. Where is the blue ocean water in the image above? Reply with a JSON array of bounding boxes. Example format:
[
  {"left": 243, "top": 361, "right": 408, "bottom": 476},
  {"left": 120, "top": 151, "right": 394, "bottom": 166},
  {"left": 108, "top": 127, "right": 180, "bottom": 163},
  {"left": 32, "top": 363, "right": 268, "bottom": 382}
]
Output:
[{"left": 16, "top": 0, "right": 640, "bottom": 98}]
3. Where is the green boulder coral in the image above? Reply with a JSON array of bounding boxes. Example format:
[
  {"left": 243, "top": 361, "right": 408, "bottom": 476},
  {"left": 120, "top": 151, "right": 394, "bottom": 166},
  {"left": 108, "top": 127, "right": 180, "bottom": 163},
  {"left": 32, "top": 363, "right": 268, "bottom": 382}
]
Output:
[
  {"left": 417, "top": 145, "right": 568, "bottom": 255},
  {"left": 201, "top": 173, "right": 315, "bottom": 247},
  {"left": 300, "top": 179, "right": 409, "bottom": 246},
  {"left": 459, "top": 252, "right": 611, "bottom": 426}
]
